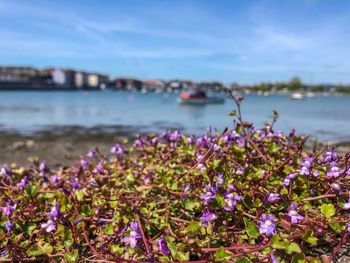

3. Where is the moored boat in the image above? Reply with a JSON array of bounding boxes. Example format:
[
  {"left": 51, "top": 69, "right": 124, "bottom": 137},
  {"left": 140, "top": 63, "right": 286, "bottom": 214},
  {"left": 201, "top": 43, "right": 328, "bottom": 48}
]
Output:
[
  {"left": 290, "top": 92, "right": 305, "bottom": 100},
  {"left": 177, "top": 90, "right": 225, "bottom": 105}
]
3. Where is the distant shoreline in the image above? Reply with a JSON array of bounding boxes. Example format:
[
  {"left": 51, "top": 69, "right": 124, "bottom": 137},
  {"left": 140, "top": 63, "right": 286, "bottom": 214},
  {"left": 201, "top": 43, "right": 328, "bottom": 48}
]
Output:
[{"left": 0, "top": 125, "right": 349, "bottom": 169}]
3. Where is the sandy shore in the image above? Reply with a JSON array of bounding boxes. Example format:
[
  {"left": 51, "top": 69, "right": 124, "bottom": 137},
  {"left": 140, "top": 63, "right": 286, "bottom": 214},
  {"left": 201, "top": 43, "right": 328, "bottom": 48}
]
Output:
[
  {"left": 0, "top": 125, "right": 143, "bottom": 168},
  {"left": 0, "top": 126, "right": 349, "bottom": 169}
]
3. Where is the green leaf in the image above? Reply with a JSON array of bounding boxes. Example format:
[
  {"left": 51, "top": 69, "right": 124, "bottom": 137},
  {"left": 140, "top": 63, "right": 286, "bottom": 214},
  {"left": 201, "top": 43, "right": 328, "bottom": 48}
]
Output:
[
  {"left": 280, "top": 188, "right": 288, "bottom": 195},
  {"left": 23, "top": 223, "right": 36, "bottom": 236},
  {"left": 292, "top": 254, "right": 305, "bottom": 263},
  {"left": 243, "top": 218, "right": 259, "bottom": 239},
  {"left": 27, "top": 247, "right": 45, "bottom": 256},
  {"left": 213, "top": 159, "right": 221, "bottom": 169},
  {"left": 75, "top": 189, "right": 85, "bottom": 201},
  {"left": 320, "top": 204, "right": 335, "bottom": 219},
  {"left": 303, "top": 230, "right": 318, "bottom": 245},
  {"left": 64, "top": 250, "right": 79, "bottom": 263},
  {"left": 167, "top": 241, "right": 177, "bottom": 257},
  {"left": 176, "top": 251, "right": 189, "bottom": 261},
  {"left": 287, "top": 243, "right": 301, "bottom": 254},
  {"left": 184, "top": 221, "right": 200, "bottom": 233},
  {"left": 269, "top": 143, "right": 280, "bottom": 153},
  {"left": 330, "top": 220, "right": 343, "bottom": 234},
  {"left": 214, "top": 195, "right": 226, "bottom": 208},
  {"left": 103, "top": 224, "right": 114, "bottom": 235},
  {"left": 183, "top": 199, "right": 198, "bottom": 211},
  {"left": 25, "top": 185, "right": 39, "bottom": 196},
  {"left": 229, "top": 110, "right": 237, "bottom": 116},
  {"left": 26, "top": 243, "right": 53, "bottom": 256},
  {"left": 111, "top": 244, "right": 123, "bottom": 254},
  {"left": 214, "top": 247, "right": 233, "bottom": 262},
  {"left": 64, "top": 231, "right": 74, "bottom": 249},
  {"left": 236, "top": 258, "right": 251, "bottom": 263},
  {"left": 271, "top": 235, "right": 287, "bottom": 250},
  {"left": 42, "top": 243, "right": 53, "bottom": 254}
]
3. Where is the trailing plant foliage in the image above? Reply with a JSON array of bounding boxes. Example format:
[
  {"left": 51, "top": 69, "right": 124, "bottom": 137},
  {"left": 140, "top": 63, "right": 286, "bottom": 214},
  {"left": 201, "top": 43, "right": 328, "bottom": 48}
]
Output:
[{"left": 1, "top": 95, "right": 350, "bottom": 262}]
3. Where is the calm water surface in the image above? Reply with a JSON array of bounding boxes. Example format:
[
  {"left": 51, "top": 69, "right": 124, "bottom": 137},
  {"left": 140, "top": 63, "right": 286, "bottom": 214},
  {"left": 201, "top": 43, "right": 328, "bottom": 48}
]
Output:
[{"left": 0, "top": 91, "right": 349, "bottom": 142}]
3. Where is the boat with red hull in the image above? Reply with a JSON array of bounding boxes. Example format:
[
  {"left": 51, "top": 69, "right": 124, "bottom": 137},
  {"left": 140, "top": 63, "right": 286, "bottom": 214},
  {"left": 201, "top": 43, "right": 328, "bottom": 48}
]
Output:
[{"left": 177, "top": 90, "right": 225, "bottom": 105}]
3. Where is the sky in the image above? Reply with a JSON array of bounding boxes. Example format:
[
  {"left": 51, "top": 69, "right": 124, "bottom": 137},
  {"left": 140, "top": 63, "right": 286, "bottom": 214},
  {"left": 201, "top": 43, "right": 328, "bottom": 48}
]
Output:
[{"left": 0, "top": 0, "right": 350, "bottom": 84}]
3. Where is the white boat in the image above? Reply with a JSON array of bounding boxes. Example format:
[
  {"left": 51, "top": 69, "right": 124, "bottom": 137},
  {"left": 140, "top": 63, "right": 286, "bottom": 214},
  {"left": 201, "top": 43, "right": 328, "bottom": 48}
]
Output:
[
  {"left": 177, "top": 91, "right": 225, "bottom": 105},
  {"left": 306, "top": 92, "right": 315, "bottom": 98},
  {"left": 291, "top": 92, "right": 305, "bottom": 100}
]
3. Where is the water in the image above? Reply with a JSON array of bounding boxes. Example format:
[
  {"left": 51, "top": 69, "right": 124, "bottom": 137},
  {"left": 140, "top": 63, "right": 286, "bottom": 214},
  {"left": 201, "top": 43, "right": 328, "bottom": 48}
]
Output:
[{"left": 0, "top": 91, "right": 349, "bottom": 142}]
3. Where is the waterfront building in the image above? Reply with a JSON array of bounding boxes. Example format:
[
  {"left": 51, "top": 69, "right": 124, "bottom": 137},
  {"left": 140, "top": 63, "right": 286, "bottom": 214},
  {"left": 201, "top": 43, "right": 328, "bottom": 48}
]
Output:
[
  {"left": 114, "top": 78, "right": 143, "bottom": 91},
  {"left": 0, "top": 66, "right": 39, "bottom": 83}
]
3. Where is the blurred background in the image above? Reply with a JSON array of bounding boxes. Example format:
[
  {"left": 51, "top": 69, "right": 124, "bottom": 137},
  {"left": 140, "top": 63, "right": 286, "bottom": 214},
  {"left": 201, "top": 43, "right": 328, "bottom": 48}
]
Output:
[{"left": 1, "top": 0, "right": 350, "bottom": 166}]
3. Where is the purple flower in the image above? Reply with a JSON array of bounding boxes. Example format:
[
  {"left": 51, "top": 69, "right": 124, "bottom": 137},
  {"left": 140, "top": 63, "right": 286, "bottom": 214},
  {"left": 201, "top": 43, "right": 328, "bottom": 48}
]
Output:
[
  {"left": 181, "top": 185, "right": 190, "bottom": 199},
  {"left": 50, "top": 175, "right": 61, "bottom": 186},
  {"left": 2, "top": 202, "right": 16, "bottom": 217},
  {"left": 222, "top": 131, "right": 239, "bottom": 143},
  {"left": 196, "top": 136, "right": 205, "bottom": 147},
  {"left": 289, "top": 128, "right": 296, "bottom": 137},
  {"left": 133, "top": 138, "right": 144, "bottom": 149},
  {"left": 288, "top": 173, "right": 298, "bottom": 179},
  {"left": 80, "top": 157, "right": 90, "bottom": 171},
  {"left": 87, "top": 149, "right": 97, "bottom": 158},
  {"left": 69, "top": 177, "right": 82, "bottom": 191},
  {"left": 200, "top": 211, "right": 217, "bottom": 226},
  {"left": 346, "top": 168, "right": 350, "bottom": 176},
  {"left": 267, "top": 193, "right": 281, "bottom": 202},
  {"left": 151, "top": 137, "right": 159, "bottom": 146},
  {"left": 0, "top": 164, "right": 12, "bottom": 176},
  {"left": 236, "top": 137, "right": 245, "bottom": 148},
  {"left": 17, "top": 176, "right": 29, "bottom": 189},
  {"left": 41, "top": 219, "right": 57, "bottom": 233},
  {"left": 200, "top": 185, "right": 217, "bottom": 204},
  {"left": 157, "top": 236, "right": 171, "bottom": 256},
  {"left": 161, "top": 130, "right": 171, "bottom": 140},
  {"left": 122, "top": 222, "right": 141, "bottom": 248},
  {"left": 259, "top": 214, "right": 276, "bottom": 236},
  {"left": 212, "top": 144, "right": 220, "bottom": 152},
  {"left": 283, "top": 177, "right": 291, "bottom": 186},
  {"left": 302, "top": 157, "right": 313, "bottom": 168},
  {"left": 330, "top": 182, "right": 341, "bottom": 191},
  {"left": 313, "top": 170, "right": 320, "bottom": 177},
  {"left": 187, "top": 137, "right": 195, "bottom": 146},
  {"left": 299, "top": 166, "right": 310, "bottom": 176},
  {"left": 5, "top": 221, "right": 13, "bottom": 232},
  {"left": 224, "top": 192, "right": 241, "bottom": 211},
  {"left": 207, "top": 126, "right": 212, "bottom": 136},
  {"left": 235, "top": 167, "right": 244, "bottom": 175},
  {"left": 299, "top": 157, "right": 313, "bottom": 175},
  {"left": 39, "top": 161, "right": 48, "bottom": 172},
  {"left": 197, "top": 163, "right": 207, "bottom": 171},
  {"left": 111, "top": 143, "right": 124, "bottom": 155},
  {"left": 143, "top": 174, "right": 151, "bottom": 185},
  {"left": 73, "top": 217, "right": 83, "bottom": 225},
  {"left": 49, "top": 203, "right": 61, "bottom": 219},
  {"left": 170, "top": 130, "right": 182, "bottom": 142},
  {"left": 183, "top": 185, "right": 190, "bottom": 192},
  {"left": 270, "top": 253, "right": 278, "bottom": 263},
  {"left": 288, "top": 204, "right": 304, "bottom": 224},
  {"left": 93, "top": 160, "right": 105, "bottom": 173},
  {"left": 327, "top": 162, "right": 341, "bottom": 178},
  {"left": 347, "top": 221, "right": 350, "bottom": 232},
  {"left": 324, "top": 150, "right": 338, "bottom": 163},
  {"left": 118, "top": 225, "right": 128, "bottom": 236},
  {"left": 216, "top": 173, "right": 224, "bottom": 186}
]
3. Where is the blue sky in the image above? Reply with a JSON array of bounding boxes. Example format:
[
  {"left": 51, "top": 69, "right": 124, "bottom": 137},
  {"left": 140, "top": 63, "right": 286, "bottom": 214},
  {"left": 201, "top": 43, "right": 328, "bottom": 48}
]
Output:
[{"left": 0, "top": 0, "right": 349, "bottom": 84}]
